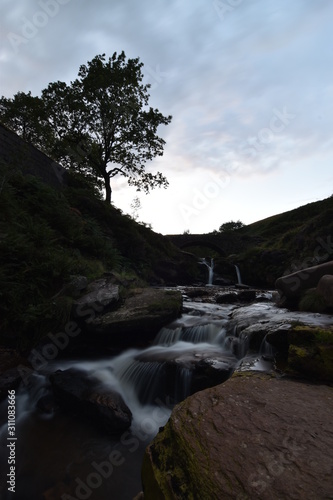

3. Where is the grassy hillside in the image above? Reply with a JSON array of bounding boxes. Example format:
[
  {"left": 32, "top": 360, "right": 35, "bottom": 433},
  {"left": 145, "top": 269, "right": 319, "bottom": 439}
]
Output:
[
  {"left": 0, "top": 166, "right": 197, "bottom": 350},
  {"left": 227, "top": 196, "right": 333, "bottom": 286}
]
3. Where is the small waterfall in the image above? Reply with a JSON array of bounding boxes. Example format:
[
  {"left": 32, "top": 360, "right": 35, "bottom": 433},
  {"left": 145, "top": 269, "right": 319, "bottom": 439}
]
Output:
[
  {"left": 154, "top": 323, "right": 225, "bottom": 346},
  {"left": 200, "top": 258, "right": 214, "bottom": 285},
  {"left": 260, "top": 334, "right": 276, "bottom": 361},
  {"left": 235, "top": 264, "right": 242, "bottom": 285}
]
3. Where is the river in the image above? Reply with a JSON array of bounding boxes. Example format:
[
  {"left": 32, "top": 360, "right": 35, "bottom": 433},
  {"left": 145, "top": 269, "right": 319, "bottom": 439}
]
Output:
[{"left": 0, "top": 289, "right": 283, "bottom": 500}]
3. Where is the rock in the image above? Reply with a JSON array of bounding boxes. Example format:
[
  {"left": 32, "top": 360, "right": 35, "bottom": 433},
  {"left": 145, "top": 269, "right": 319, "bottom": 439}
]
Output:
[
  {"left": 316, "top": 274, "right": 333, "bottom": 307},
  {"left": 86, "top": 288, "right": 182, "bottom": 347},
  {"left": 50, "top": 369, "right": 132, "bottom": 433},
  {"left": 0, "top": 348, "right": 32, "bottom": 399},
  {"left": 142, "top": 373, "right": 333, "bottom": 500},
  {"left": 215, "top": 289, "right": 256, "bottom": 304},
  {"left": 284, "top": 325, "right": 333, "bottom": 381},
  {"left": 275, "top": 260, "right": 333, "bottom": 300},
  {"left": 132, "top": 347, "right": 237, "bottom": 404},
  {"left": 69, "top": 275, "right": 88, "bottom": 294},
  {"left": 73, "top": 279, "right": 119, "bottom": 320}
]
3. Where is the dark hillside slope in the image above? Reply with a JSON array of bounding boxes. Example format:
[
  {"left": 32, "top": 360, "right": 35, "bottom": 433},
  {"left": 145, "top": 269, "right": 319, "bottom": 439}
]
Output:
[
  {"left": 0, "top": 162, "right": 197, "bottom": 351},
  {"left": 233, "top": 196, "right": 333, "bottom": 285}
]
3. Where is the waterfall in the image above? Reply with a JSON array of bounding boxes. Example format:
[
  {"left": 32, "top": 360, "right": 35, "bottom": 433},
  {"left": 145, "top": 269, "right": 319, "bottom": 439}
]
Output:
[
  {"left": 200, "top": 258, "right": 214, "bottom": 285},
  {"left": 259, "top": 334, "right": 276, "bottom": 361},
  {"left": 235, "top": 264, "right": 242, "bottom": 285}
]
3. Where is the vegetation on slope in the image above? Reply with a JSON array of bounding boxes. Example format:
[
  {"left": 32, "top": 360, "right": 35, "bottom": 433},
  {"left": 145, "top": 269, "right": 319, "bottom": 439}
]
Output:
[{"left": 0, "top": 165, "right": 197, "bottom": 350}]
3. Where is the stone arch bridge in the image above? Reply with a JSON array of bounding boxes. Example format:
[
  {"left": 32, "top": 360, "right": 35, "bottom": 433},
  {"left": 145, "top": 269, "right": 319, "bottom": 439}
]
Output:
[{"left": 167, "top": 233, "right": 239, "bottom": 256}]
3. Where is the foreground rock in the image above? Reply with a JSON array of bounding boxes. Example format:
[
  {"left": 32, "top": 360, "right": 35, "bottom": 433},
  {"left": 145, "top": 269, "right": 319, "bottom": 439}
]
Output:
[
  {"left": 142, "top": 373, "right": 333, "bottom": 499},
  {"left": 86, "top": 288, "right": 182, "bottom": 347},
  {"left": 50, "top": 369, "right": 132, "bottom": 433}
]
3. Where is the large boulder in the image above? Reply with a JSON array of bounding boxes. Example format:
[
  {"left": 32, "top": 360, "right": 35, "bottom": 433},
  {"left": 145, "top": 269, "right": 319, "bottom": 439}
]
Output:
[
  {"left": 316, "top": 274, "right": 333, "bottom": 307},
  {"left": 50, "top": 369, "right": 132, "bottom": 433},
  {"left": 86, "top": 288, "right": 183, "bottom": 347},
  {"left": 275, "top": 260, "right": 333, "bottom": 300},
  {"left": 73, "top": 278, "right": 120, "bottom": 319},
  {"left": 142, "top": 373, "right": 333, "bottom": 499}
]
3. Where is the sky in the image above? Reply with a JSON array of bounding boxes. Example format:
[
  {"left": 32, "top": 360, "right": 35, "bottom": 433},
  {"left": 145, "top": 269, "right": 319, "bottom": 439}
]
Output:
[{"left": 1, "top": 0, "right": 333, "bottom": 234}]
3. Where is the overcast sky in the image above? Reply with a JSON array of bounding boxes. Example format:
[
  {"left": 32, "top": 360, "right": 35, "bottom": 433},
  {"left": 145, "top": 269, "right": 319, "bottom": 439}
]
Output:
[{"left": 1, "top": 0, "right": 333, "bottom": 234}]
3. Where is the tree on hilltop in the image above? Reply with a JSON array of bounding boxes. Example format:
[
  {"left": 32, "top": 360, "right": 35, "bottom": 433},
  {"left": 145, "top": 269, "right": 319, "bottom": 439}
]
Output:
[
  {"left": 0, "top": 52, "right": 172, "bottom": 203},
  {"left": 219, "top": 220, "right": 245, "bottom": 232}
]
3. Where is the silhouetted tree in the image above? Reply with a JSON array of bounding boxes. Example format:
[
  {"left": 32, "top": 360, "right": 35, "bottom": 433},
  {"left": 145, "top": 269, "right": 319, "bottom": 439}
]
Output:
[{"left": 0, "top": 52, "right": 172, "bottom": 202}]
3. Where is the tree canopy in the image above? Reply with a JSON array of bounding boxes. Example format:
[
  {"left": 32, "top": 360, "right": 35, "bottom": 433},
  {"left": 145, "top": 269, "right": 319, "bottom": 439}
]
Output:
[
  {"left": 0, "top": 52, "right": 172, "bottom": 202},
  {"left": 219, "top": 220, "right": 245, "bottom": 232}
]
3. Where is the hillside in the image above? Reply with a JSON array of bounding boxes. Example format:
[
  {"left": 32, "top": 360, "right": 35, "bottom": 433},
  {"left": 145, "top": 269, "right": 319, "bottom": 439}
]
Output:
[
  {"left": 211, "top": 196, "right": 333, "bottom": 286},
  {"left": 0, "top": 166, "right": 197, "bottom": 351}
]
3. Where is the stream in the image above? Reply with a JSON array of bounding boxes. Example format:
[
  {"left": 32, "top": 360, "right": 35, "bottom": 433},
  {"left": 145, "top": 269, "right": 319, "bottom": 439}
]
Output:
[{"left": 0, "top": 291, "right": 277, "bottom": 500}]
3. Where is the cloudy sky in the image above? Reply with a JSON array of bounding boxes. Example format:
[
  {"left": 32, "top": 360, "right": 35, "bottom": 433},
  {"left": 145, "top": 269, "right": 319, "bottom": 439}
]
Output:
[{"left": 1, "top": 0, "right": 333, "bottom": 234}]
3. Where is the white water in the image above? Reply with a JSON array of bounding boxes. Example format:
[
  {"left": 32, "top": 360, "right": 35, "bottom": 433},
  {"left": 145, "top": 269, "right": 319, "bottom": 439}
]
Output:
[
  {"left": 235, "top": 264, "right": 242, "bottom": 285},
  {"left": 200, "top": 258, "right": 214, "bottom": 285}
]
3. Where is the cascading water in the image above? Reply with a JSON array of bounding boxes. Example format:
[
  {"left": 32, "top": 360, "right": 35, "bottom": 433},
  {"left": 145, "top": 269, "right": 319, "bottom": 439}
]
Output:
[
  {"left": 200, "top": 258, "right": 214, "bottom": 285},
  {"left": 0, "top": 295, "right": 265, "bottom": 499},
  {"left": 235, "top": 264, "right": 242, "bottom": 285}
]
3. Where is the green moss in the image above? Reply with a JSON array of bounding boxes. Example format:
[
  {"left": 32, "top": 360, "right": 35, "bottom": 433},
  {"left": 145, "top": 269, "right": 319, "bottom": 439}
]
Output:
[
  {"left": 286, "top": 325, "right": 333, "bottom": 381},
  {"left": 147, "top": 291, "right": 182, "bottom": 315}
]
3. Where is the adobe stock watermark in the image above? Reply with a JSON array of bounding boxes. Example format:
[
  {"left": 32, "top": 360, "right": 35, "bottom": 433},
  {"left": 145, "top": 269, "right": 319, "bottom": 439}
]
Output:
[
  {"left": 213, "top": 0, "right": 244, "bottom": 22},
  {"left": 16, "top": 296, "right": 106, "bottom": 384},
  {"left": 60, "top": 398, "right": 173, "bottom": 500},
  {"left": 281, "top": 235, "right": 333, "bottom": 293},
  {"left": 240, "top": 107, "right": 296, "bottom": 158},
  {"left": 7, "top": 0, "right": 72, "bottom": 54},
  {"left": 237, "top": 429, "right": 307, "bottom": 499},
  {"left": 145, "top": 65, "right": 170, "bottom": 91},
  {"left": 178, "top": 169, "right": 231, "bottom": 225}
]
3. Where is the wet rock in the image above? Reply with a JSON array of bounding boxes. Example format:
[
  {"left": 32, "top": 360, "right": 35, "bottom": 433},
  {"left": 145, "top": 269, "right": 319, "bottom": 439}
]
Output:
[
  {"left": 215, "top": 289, "right": 256, "bottom": 304},
  {"left": 50, "top": 369, "right": 132, "bottom": 433},
  {"left": 142, "top": 373, "right": 333, "bottom": 500},
  {"left": 86, "top": 288, "right": 182, "bottom": 347},
  {"left": 132, "top": 347, "right": 237, "bottom": 404}
]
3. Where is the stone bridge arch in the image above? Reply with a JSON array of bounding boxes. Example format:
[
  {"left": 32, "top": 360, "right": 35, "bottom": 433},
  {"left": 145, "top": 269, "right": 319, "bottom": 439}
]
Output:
[{"left": 177, "top": 239, "right": 226, "bottom": 256}]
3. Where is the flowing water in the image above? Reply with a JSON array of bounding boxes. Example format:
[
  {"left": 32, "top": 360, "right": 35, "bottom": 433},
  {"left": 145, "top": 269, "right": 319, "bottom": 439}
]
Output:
[{"left": 0, "top": 294, "right": 271, "bottom": 500}]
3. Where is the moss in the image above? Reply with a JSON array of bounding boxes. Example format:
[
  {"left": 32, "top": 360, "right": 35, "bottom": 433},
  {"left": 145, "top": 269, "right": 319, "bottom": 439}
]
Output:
[
  {"left": 147, "top": 290, "right": 182, "bottom": 315},
  {"left": 286, "top": 326, "right": 333, "bottom": 381}
]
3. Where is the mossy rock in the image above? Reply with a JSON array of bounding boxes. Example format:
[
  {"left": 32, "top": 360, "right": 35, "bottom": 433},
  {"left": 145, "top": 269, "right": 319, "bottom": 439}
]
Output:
[{"left": 286, "top": 326, "right": 333, "bottom": 382}]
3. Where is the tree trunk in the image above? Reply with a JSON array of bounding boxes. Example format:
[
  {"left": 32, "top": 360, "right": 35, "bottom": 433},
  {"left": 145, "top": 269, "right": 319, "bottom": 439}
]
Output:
[{"left": 104, "top": 178, "right": 112, "bottom": 203}]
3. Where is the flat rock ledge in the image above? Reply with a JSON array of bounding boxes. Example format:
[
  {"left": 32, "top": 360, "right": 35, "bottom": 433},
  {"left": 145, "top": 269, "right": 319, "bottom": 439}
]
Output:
[
  {"left": 86, "top": 288, "right": 183, "bottom": 346},
  {"left": 142, "top": 373, "right": 333, "bottom": 500}
]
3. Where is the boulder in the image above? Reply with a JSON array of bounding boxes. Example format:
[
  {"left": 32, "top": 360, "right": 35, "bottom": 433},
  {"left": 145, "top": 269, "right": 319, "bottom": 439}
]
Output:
[
  {"left": 275, "top": 260, "right": 333, "bottom": 300},
  {"left": 142, "top": 373, "right": 333, "bottom": 499},
  {"left": 284, "top": 325, "right": 333, "bottom": 381},
  {"left": 73, "top": 278, "right": 120, "bottom": 320},
  {"left": 86, "top": 288, "right": 182, "bottom": 347},
  {"left": 316, "top": 274, "right": 333, "bottom": 307},
  {"left": 50, "top": 369, "right": 132, "bottom": 433}
]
